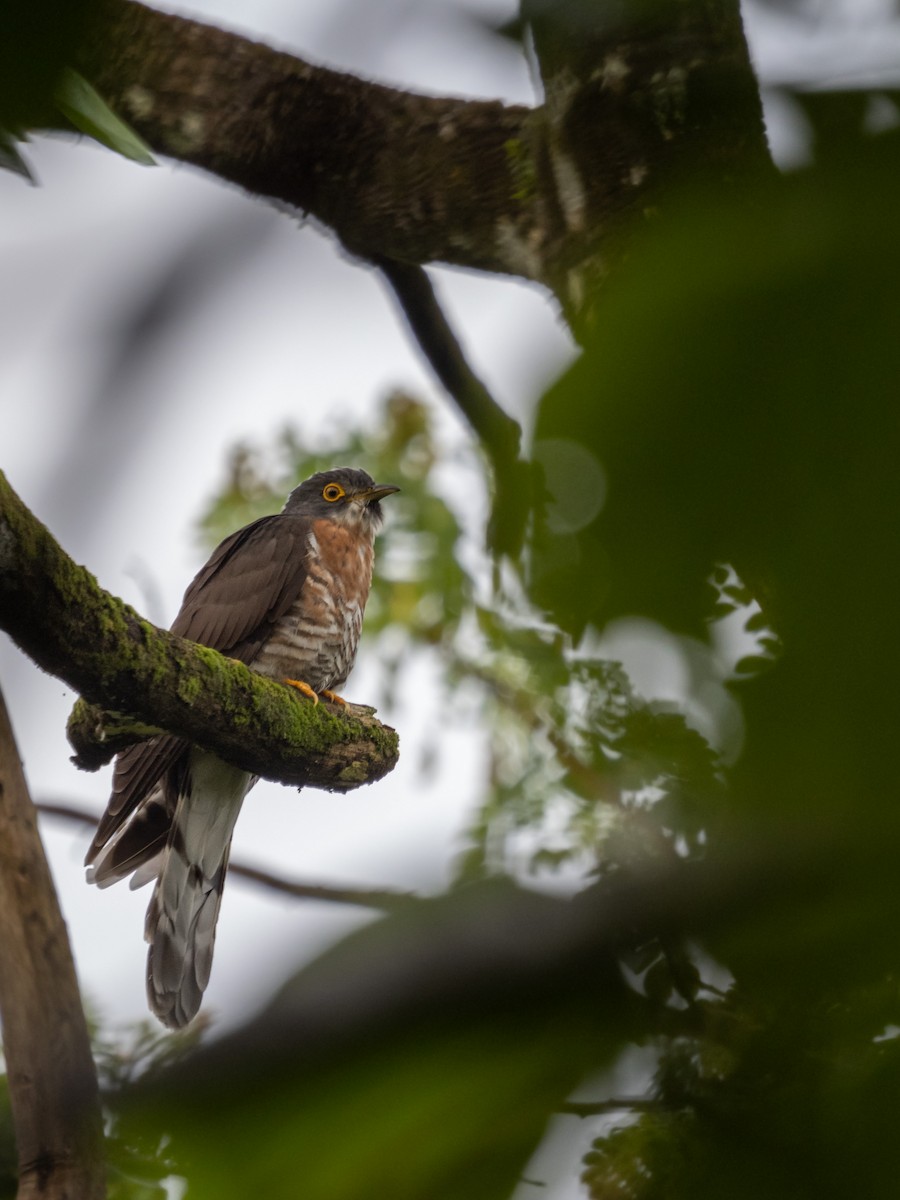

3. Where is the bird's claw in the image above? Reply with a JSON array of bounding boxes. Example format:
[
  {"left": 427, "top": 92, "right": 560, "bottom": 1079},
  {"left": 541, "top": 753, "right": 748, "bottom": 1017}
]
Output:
[{"left": 283, "top": 678, "right": 319, "bottom": 705}]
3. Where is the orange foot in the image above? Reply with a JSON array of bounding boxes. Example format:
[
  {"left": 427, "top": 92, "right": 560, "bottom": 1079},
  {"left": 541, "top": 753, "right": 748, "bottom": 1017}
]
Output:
[
  {"left": 320, "top": 689, "right": 348, "bottom": 707},
  {"left": 283, "top": 678, "right": 319, "bottom": 705}
]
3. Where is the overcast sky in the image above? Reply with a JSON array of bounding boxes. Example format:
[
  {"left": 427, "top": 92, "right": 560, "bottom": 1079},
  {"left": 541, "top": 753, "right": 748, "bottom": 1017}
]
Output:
[{"left": 2, "top": 1, "right": 899, "bottom": 1195}]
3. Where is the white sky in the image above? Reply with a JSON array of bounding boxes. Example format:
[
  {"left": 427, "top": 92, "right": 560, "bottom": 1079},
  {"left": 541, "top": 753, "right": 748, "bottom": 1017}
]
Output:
[{"left": 1, "top": 1, "right": 898, "bottom": 1195}]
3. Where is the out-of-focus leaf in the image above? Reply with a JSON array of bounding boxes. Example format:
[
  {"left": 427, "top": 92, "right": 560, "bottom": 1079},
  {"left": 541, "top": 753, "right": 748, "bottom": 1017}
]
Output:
[
  {"left": 526, "top": 113, "right": 900, "bottom": 1197},
  {"left": 732, "top": 654, "right": 773, "bottom": 676},
  {"left": 120, "top": 881, "right": 636, "bottom": 1200},
  {"left": 178, "top": 112, "right": 900, "bottom": 1200},
  {"left": 54, "top": 68, "right": 155, "bottom": 165},
  {"left": 0, "top": 128, "right": 35, "bottom": 182}
]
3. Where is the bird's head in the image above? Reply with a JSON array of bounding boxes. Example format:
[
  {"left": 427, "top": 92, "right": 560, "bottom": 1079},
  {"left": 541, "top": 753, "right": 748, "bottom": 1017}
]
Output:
[{"left": 283, "top": 468, "right": 400, "bottom": 529}]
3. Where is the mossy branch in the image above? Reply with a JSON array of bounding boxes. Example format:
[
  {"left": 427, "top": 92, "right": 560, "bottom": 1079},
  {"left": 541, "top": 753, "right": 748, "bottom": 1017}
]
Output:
[
  {"left": 0, "top": 471, "right": 398, "bottom": 791},
  {"left": 60, "top": 0, "right": 769, "bottom": 318}
]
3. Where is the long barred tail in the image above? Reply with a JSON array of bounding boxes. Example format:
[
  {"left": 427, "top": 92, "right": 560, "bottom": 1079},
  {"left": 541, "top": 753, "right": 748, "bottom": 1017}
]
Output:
[{"left": 144, "top": 753, "right": 251, "bottom": 1029}]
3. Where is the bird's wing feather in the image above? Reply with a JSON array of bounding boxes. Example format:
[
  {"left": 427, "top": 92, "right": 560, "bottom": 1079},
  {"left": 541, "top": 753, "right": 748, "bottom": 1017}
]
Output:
[
  {"left": 85, "top": 735, "right": 185, "bottom": 867},
  {"left": 86, "top": 514, "right": 312, "bottom": 868},
  {"left": 170, "top": 514, "right": 312, "bottom": 661}
]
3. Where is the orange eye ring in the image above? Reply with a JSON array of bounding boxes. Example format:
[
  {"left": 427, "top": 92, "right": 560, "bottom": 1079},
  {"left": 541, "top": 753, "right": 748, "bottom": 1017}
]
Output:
[{"left": 322, "top": 483, "right": 345, "bottom": 502}]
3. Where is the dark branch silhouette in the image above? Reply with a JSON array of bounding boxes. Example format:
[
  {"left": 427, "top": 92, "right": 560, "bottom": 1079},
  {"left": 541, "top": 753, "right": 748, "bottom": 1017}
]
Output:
[{"left": 374, "top": 255, "right": 533, "bottom": 555}]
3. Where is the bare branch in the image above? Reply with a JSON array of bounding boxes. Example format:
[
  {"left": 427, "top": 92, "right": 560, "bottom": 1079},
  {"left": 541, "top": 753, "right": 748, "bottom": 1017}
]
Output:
[
  {"left": 37, "top": 801, "right": 415, "bottom": 911},
  {"left": 374, "top": 256, "right": 533, "bottom": 555},
  {"left": 227, "top": 862, "right": 414, "bottom": 912},
  {"left": 0, "top": 470, "right": 398, "bottom": 791},
  {"left": 0, "top": 686, "right": 104, "bottom": 1199},
  {"left": 374, "top": 258, "right": 521, "bottom": 466},
  {"left": 559, "top": 1098, "right": 658, "bottom": 1118}
]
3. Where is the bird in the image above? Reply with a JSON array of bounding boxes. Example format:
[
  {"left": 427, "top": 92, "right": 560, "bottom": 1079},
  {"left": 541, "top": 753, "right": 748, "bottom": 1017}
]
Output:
[{"left": 85, "top": 467, "right": 399, "bottom": 1029}]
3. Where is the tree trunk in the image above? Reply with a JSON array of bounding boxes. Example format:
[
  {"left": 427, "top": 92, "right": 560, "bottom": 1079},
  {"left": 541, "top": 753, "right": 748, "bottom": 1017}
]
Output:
[{"left": 0, "top": 686, "right": 105, "bottom": 1200}]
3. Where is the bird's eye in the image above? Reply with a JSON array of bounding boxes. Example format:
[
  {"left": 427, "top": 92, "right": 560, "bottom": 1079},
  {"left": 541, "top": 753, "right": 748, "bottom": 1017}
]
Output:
[{"left": 322, "top": 483, "right": 345, "bottom": 502}]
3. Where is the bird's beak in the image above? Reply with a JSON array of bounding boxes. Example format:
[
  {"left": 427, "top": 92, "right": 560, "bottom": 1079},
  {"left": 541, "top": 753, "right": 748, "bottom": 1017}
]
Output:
[{"left": 352, "top": 484, "right": 401, "bottom": 506}]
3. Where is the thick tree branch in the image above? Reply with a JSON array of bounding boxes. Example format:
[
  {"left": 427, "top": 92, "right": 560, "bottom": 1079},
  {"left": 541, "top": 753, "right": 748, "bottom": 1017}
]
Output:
[
  {"left": 524, "top": 0, "right": 774, "bottom": 315},
  {"left": 60, "top": 0, "right": 769, "bottom": 318},
  {"left": 71, "top": 0, "right": 537, "bottom": 279},
  {"left": 0, "top": 471, "right": 398, "bottom": 790},
  {"left": 0, "top": 685, "right": 105, "bottom": 1200}
]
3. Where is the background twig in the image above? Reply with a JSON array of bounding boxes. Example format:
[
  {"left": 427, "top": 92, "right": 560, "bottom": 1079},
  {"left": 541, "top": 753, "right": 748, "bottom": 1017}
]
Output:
[{"left": 37, "top": 801, "right": 415, "bottom": 911}]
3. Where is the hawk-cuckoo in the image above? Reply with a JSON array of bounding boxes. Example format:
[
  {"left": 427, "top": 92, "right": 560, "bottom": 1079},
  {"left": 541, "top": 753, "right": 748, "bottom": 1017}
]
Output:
[{"left": 86, "top": 467, "right": 398, "bottom": 1028}]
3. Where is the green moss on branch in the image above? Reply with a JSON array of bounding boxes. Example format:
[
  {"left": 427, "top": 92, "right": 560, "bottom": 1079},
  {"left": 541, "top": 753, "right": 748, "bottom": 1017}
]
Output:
[{"left": 0, "top": 471, "right": 399, "bottom": 792}]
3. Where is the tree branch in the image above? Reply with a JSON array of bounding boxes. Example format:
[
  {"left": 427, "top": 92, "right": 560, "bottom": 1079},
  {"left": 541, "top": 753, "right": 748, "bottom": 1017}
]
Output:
[
  {"left": 71, "top": 0, "right": 537, "bottom": 279},
  {"left": 374, "top": 256, "right": 533, "bottom": 555},
  {"left": 0, "top": 471, "right": 398, "bottom": 791},
  {"left": 60, "top": 0, "right": 769, "bottom": 318},
  {"left": 0, "top": 685, "right": 105, "bottom": 1199},
  {"left": 36, "top": 801, "right": 415, "bottom": 911},
  {"left": 559, "top": 1098, "right": 658, "bottom": 1118},
  {"left": 374, "top": 258, "right": 521, "bottom": 467}
]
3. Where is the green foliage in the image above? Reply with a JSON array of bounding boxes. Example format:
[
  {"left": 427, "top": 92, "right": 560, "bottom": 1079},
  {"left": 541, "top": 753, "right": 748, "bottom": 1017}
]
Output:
[
  {"left": 526, "top": 111, "right": 900, "bottom": 1196},
  {"left": 53, "top": 69, "right": 155, "bottom": 166},
  {"left": 0, "top": 1, "right": 154, "bottom": 178},
  {"left": 0, "top": 1014, "right": 200, "bottom": 1199},
  {"left": 92, "top": 1015, "right": 204, "bottom": 1198},
  {"left": 0, "top": 128, "right": 35, "bottom": 183},
  {"left": 97, "top": 87, "right": 900, "bottom": 1200},
  {"left": 116, "top": 880, "right": 637, "bottom": 1200}
]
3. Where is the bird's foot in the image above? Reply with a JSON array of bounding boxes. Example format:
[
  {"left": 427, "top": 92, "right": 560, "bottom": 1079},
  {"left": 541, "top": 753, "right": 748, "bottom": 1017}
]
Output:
[
  {"left": 320, "top": 689, "right": 348, "bottom": 707},
  {"left": 283, "top": 679, "right": 319, "bottom": 705}
]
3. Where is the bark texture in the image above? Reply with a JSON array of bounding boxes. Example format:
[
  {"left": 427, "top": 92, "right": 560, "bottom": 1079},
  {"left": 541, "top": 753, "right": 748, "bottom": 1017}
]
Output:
[
  {"left": 0, "top": 686, "right": 104, "bottom": 1200},
  {"left": 65, "top": 0, "right": 771, "bottom": 319},
  {"left": 74, "top": 0, "right": 534, "bottom": 276}
]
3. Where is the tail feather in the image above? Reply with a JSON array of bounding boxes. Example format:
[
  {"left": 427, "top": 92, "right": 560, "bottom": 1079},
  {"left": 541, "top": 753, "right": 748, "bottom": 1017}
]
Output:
[
  {"left": 87, "top": 787, "right": 170, "bottom": 889},
  {"left": 144, "top": 752, "right": 251, "bottom": 1029}
]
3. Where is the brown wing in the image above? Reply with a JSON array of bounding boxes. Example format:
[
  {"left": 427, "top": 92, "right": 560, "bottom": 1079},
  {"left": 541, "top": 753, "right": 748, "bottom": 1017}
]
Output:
[
  {"left": 86, "top": 514, "right": 313, "bottom": 868},
  {"left": 170, "top": 513, "right": 313, "bottom": 663}
]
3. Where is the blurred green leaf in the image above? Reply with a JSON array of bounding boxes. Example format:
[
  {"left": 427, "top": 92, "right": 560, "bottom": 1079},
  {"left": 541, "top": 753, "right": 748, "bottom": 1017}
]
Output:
[
  {"left": 0, "top": 128, "right": 35, "bottom": 183},
  {"left": 524, "top": 111, "right": 900, "bottom": 1198},
  {"left": 120, "top": 882, "right": 635, "bottom": 1200},
  {"left": 54, "top": 69, "right": 155, "bottom": 165},
  {"left": 0, "top": 1077, "right": 17, "bottom": 1200}
]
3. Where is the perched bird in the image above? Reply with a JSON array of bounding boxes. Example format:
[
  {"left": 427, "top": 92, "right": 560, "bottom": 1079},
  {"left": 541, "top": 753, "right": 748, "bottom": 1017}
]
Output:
[{"left": 86, "top": 467, "right": 399, "bottom": 1029}]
